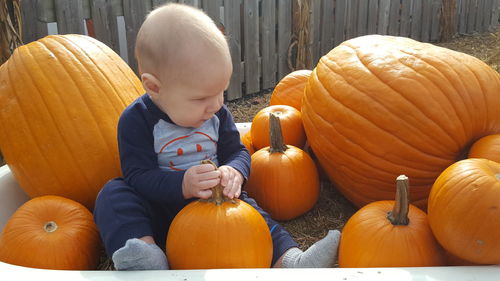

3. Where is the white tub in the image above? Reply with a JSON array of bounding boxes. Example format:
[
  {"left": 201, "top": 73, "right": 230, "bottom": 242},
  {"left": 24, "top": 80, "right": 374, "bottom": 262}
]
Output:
[{"left": 1, "top": 123, "right": 499, "bottom": 280}]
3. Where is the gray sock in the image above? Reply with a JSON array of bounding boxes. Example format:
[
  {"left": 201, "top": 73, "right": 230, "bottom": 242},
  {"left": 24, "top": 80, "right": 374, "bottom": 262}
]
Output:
[
  {"left": 112, "top": 238, "right": 169, "bottom": 270},
  {"left": 282, "top": 230, "right": 341, "bottom": 268}
]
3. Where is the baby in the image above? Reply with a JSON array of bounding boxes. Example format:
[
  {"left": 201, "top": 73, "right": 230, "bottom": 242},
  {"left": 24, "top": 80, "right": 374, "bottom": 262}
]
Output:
[{"left": 93, "top": 3, "right": 340, "bottom": 270}]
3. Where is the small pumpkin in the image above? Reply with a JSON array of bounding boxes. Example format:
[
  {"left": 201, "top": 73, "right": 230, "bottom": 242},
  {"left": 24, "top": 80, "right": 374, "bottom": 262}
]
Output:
[
  {"left": 468, "top": 134, "right": 500, "bottom": 163},
  {"left": 0, "top": 195, "right": 101, "bottom": 270},
  {"left": 245, "top": 113, "right": 319, "bottom": 221},
  {"left": 338, "top": 175, "right": 445, "bottom": 267},
  {"left": 428, "top": 158, "right": 500, "bottom": 264},
  {"left": 269, "top": 69, "right": 312, "bottom": 111},
  {"left": 251, "top": 105, "right": 306, "bottom": 150},
  {"left": 0, "top": 34, "right": 143, "bottom": 210},
  {"left": 302, "top": 35, "right": 500, "bottom": 209},
  {"left": 166, "top": 160, "right": 273, "bottom": 269},
  {"left": 240, "top": 131, "right": 255, "bottom": 155}
]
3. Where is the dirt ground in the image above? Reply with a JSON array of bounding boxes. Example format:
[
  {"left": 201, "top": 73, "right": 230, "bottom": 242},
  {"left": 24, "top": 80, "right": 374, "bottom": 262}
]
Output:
[{"left": 226, "top": 27, "right": 500, "bottom": 254}]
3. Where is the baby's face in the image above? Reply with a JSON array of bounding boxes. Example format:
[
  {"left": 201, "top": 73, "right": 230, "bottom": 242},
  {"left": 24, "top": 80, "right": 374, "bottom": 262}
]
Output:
[{"left": 152, "top": 52, "right": 232, "bottom": 128}]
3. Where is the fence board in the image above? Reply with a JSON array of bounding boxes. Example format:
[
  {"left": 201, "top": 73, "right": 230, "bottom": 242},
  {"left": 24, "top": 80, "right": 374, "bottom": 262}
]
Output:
[
  {"left": 411, "top": 0, "right": 423, "bottom": 40},
  {"left": 475, "top": 0, "right": 485, "bottom": 31},
  {"left": 322, "top": 0, "right": 335, "bottom": 52},
  {"left": 388, "top": 0, "right": 400, "bottom": 35},
  {"left": 309, "top": 0, "right": 322, "bottom": 66},
  {"left": 202, "top": 0, "right": 222, "bottom": 23},
  {"left": 21, "top": 0, "right": 48, "bottom": 44},
  {"left": 400, "top": 0, "right": 412, "bottom": 37},
  {"left": 430, "top": 0, "right": 441, "bottom": 41},
  {"left": 367, "top": 0, "right": 379, "bottom": 34},
  {"left": 334, "top": 0, "right": 347, "bottom": 46},
  {"left": 357, "top": 0, "right": 369, "bottom": 36},
  {"left": 261, "top": 0, "right": 277, "bottom": 89},
  {"left": 421, "top": 0, "right": 432, "bottom": 41},
  {"left": 346, "top": 0, "right": 358, "bottom": 40},
  {"left": 378, "top": 0, "right": 390, "bottom": 35},
  {"left": 243, "top": 0, "right": 259, "bottom": 94},
  {"left": 493, "top": 0, "right": 500, "bottom": 27},
  {"left": 277, "top": 0, "right": 292, "bottom": 80},
  {"left": 122, "top": 0, "right": 151, "bottom": 73},
  {"left": 224, "top": 0, "right": 242, "bottom": 100},
  {"left": 54, "top": 0, "right": 85, "bottom": 35},
  {"left": 91, "top": 0, "right": 120, "bottom": 53},
  {"left": 467, "top": 0, "right": 477, "bottom": 33},
  {"left": 459, "top": 0, "right": 468, "bottom": 33}
]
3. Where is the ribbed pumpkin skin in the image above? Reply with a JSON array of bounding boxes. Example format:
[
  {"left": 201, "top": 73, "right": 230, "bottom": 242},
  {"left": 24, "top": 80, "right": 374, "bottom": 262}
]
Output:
[
  {"left": 338, "top": 200, "right": 445, "bottom": 267},
  {"left": 0, "top": 195, "right": 101, "bottom": 270},
  {"left": 251, "top": 105, "right": 306, "bottom": 150},
  {"left": 468, "top": 134, "right": 500, "bottom": 163},
  {"left": 240, "top": 131, "right": 255, "bottom": 155},
  {"left": 245, "top": 145, "right": 320, "bottom": 221},
  {"left": 269, "top": 69, "right": 312, "bottom": 111},
  {"left": 0, "top": 35, "right": 143, "bottom": 209},
  {"left": 302, "top": 35, "right": 500, "bottom": 209},
  {"left": 166, "top": 199, "right": 273, "bottom": 269},
  {"left": 428, "top": 159, "right": 500, "bottom": 264}
]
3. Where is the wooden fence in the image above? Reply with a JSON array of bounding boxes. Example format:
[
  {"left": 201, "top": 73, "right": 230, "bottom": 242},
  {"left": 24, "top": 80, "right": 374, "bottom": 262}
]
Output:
[{"left": 19, "top": 0, "right": 500, "bottom": 100}]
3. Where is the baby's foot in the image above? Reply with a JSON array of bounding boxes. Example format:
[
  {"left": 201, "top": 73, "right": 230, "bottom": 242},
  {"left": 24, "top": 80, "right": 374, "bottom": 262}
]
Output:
[
  {"left": 112, "top": 238, "right": 169, "bottom": 270},
  {"left": 282, "top": 230, "right": 341, "bottom": 268}
]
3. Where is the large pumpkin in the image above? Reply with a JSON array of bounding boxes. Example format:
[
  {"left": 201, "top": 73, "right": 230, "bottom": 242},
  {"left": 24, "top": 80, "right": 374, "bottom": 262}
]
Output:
[
  {"left": 468, "top": 134, "right": 500, "bottom": 163},
  {"left": 0, "top": 195, "right": 101, "bottom": 269},
  {"left": 245, "top": 113, "right": 319, "bottom": 221},
  {"left": 0, "top": 34, "right": 143, "bottom": 209},
  {"left": 269, "top": 69, "right": 312, "bottom": 111},
  {"left": 166, "top": 161, "right": 273, "bottom": 269},
  {"left": 338, "top": 175, "right": 445, "bottom": 267},
  {"left": 428, "top": 158, "right": 500, "bottom": 264},
  {"left": 302, "top": 34, "right": 500, "bottom": 209}
]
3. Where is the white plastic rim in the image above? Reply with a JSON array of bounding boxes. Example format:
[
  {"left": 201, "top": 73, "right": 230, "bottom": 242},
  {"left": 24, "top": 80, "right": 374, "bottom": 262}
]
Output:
[{"left": 1, "top": 123, "right": 499, "bottom": 280}]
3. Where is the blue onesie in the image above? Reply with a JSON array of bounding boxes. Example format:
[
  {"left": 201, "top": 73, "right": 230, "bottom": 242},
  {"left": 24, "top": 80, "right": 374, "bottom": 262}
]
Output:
[{"left": 93, "top": 94, "right": 297, "bottom": 266}]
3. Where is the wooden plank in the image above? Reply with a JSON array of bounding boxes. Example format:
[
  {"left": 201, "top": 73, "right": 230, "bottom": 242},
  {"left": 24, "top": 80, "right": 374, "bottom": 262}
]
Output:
[
  {"left": 430, "top": 0, "right": 441, "bottom": 42},
  {"left": 224, "top": 0, "right": 242, "bottom": 100},
  {"left": 475, "top": 0, "right": 485, "bottom": 31},
  {"left": 377, "top": 0, "right": 390, "bottom": 35},
  {"left": 261, "top": 0, "right": 276, "bottom": 89},
  {"left": 21, "top": 0, "right": 48, "bottom": 43},
  {"left": 122, "top": 0, "right": 152, "bottom": 73},
  {"left": 357, "top": 0, "right": 369, "bottom": 36},
  {"left": 346, "top": 0, "right": 358, "bottom": 40},
  {"left": 91, "top": 0, "right": 120, "bottom": 53},
  {"left": 400, "top": 0, "right": 412, "bottom": 37},
  {"left": 421, "top": 0, "right": 432, "bottom": 41},
  {"left": 277, "top": 0, "right": 292, "bottom": 80},
  {"left": 492, "top": 0, "right": 500, "bottom": 27},
  {"left": 334, "top": 0, "right": 347, "bottom": 47},
  {"left": 308, "top": 0, "right": 322, "bottom": 67},
  {"left": 410, "top": 0, "right": 423, "bottom": 40},
  {"left": 243, "top": 0, "right": 259, "bottom": 94},
  {"left": 467, "top": 0, "right": 477, "bottom": 33},
  {"left": 458, "top": 0, "right": 468, "bottom": 33},
  {"left": 482, "top": 0, "right": 492, "bottom": 30},
  {"left": 322, "top": 0, "right": 335, "bottom": 53},
  {"left": 152, "top": 0, "right": 169, "bottom": 9},
  {"left": 54, "top": 0, "right": 85, "bottom": 35},
  {"left": 388, "top": 0, "right": 400, "bottom": 35},
  {"left": 202, "top": 0, "right": 222, "bottom": 23},
  {"left": 367, "top": 0, "right": 379, "bottom": 34}
]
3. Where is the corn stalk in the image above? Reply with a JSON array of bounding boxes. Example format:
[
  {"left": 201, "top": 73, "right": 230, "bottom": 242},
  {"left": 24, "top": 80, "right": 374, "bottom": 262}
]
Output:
[{"left": 1, "top": 0, "right": 22, "bottom": 65}]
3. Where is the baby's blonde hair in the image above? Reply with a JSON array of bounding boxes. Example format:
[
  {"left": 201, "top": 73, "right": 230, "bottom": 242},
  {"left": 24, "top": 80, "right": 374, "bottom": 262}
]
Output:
[{"left": 135, "top": 3, "right": 229, "bottom": 79}]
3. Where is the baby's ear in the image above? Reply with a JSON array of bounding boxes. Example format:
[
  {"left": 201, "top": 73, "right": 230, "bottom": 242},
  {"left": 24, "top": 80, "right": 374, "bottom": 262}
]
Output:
[{"left": 141, "top": 73, "right": 161, "bottom": 96}]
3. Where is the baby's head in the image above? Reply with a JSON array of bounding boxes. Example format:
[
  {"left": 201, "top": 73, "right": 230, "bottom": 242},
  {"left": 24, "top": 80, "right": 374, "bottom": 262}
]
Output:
[{"left": 135, "top": 3, "right": 232, "bottom": 128}]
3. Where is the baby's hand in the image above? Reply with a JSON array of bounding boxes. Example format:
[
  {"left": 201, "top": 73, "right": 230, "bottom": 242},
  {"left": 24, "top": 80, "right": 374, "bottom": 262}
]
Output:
[
  {"left": 182, "top": 163, "right": 221, "bottom": 199},
  {"left": 218, "top": 165, "right": 243, "bottom": 199}
]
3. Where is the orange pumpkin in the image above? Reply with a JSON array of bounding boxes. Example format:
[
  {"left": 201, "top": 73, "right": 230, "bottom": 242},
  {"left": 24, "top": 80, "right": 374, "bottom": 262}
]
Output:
[
  {"left": 302, "top": 35, "right": 500, "bottom": 209},
  {"left": 245, "top": 113, "right": 319, "bottom": 221},
  {"left": 339, "top": 175, "right": 445, "bottom": 267},
  {"left": 468, "top": 134, "right": 500, "bottom": 163},
  {"left": 240, "top": 131, "right": 255, "bottom": 155},
  {"left": 428, "top": 158, "right": 500, "bottom": 264},
  {"left": 0, "top": 195, "right": 101, "bottom": 270},
  {"left": 251, "top": 105, "right": 306, "bottom": 150},
  {"left": 166, "top": 161, "right": 273, "bottom": 269},
  {"left": 0, "top": 34, "right": 143, "bottom": 209},
  {"left": 269, "top": 69, "right": 312, "bottom": 111}
]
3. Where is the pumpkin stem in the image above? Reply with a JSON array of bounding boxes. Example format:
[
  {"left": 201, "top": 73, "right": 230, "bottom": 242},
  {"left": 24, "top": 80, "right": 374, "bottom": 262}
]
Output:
[
  {"left": 43, "top": 221, "right": 58, "bottom": 233},
  {"left": 201, "top": 159, "right": 234, "bottom": 206},
  {"left": 387, "top": 175, "right": 410, "bottom": 225},
  {"left": 269, "top": 112, "right": 288, "bottom": 153}
]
